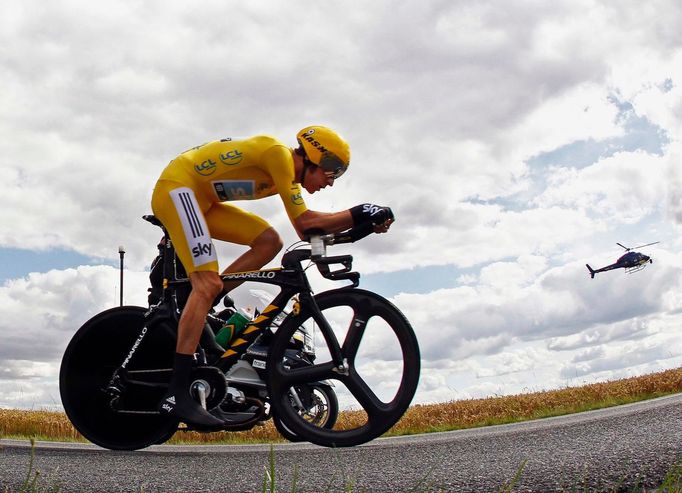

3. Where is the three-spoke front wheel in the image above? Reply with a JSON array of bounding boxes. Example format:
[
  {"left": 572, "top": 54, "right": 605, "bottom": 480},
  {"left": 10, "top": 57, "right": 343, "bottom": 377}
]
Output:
[{"left": 267, "top": 289, "right": 420, "bottom": 447}]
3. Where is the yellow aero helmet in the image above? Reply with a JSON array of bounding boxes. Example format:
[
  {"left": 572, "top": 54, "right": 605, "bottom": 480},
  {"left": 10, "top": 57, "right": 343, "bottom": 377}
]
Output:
[{"left": 296, "top": 126, "right": 350, "bottom": 179}]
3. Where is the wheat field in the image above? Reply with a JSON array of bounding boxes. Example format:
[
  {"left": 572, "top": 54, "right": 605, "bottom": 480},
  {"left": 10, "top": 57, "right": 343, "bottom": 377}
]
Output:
[{"left": 1, "top": 367, "right": 681, "bottom": 445}]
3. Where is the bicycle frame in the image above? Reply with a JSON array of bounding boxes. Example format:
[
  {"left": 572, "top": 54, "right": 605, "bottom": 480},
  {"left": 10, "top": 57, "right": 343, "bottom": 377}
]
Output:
[
  {"left": 64, "top": 217, "right": 419, "bottom": 449},
  {"left": 152, "top": 247, "right": 349, "bottom": 375},
  {"left": 118, "top": 215, "right": 361, "bottom": 392}
]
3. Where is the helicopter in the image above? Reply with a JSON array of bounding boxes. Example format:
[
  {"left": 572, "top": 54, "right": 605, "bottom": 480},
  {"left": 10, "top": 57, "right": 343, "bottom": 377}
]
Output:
[{"left": 586, "top": 242, "right": 659, "bottom": 278}]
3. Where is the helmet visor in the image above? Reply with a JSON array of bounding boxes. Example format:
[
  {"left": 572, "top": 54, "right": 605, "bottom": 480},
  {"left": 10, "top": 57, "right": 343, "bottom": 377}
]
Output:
[{"left": 319, "top": 153, "right": 347, "bottom": 179}]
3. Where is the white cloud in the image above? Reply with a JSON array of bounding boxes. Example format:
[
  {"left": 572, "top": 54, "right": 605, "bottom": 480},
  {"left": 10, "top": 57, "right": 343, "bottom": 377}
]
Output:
[
  {"left": 396, "top": 251, "right": 682, "bottom": 360},
  {"left": 475, "top": 347, "right": 545, "bottom": 378},
  {"left": 560, "top": 337, "right": 682, "bottom": 378},
  {"left": 507, "top": 83, "right": 623, "bottom": 160},
  {"left": 664, "top": 143, "right": 682, "bottom": 225},
  {"left": 0, "top": 266, "right": 151, "bottom": 362},
  {"left": 533, "top": 150, "right": 669, "bottom": 222},
  {"left": 548, "top": 318, "right": 655, "bottom": 351}
]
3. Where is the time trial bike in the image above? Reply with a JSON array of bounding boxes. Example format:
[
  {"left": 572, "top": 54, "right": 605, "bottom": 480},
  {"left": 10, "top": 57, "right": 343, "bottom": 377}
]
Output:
[{"left": 59, "top": 216, "right": 420, "bottom": 450}]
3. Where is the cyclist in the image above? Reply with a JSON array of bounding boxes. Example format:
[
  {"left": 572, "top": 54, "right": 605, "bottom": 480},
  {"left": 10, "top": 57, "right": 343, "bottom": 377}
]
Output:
[{"left": 151, "top": 126, "right": 395, "bottom": 427}]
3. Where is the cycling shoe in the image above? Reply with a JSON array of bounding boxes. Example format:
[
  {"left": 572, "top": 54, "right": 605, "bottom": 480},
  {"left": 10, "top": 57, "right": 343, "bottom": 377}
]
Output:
[{"left": 159, "top": 393, "right": 226, "bottom": 428}]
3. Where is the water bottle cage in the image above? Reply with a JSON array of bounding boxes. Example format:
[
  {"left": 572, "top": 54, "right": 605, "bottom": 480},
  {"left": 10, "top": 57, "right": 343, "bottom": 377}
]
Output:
[{"left": 316, "top": 255, "right": 360, "bottom": 287}]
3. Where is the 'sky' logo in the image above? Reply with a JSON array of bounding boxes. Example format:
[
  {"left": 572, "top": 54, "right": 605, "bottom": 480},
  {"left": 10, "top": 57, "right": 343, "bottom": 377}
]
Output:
[{"left": 192, "top": 243, "right": 213, "bottom": 258}]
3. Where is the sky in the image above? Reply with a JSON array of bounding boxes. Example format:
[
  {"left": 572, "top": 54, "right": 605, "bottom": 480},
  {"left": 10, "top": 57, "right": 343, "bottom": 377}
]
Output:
[{"left": 1, "top": 0, "right": 682, "bottom": 410}]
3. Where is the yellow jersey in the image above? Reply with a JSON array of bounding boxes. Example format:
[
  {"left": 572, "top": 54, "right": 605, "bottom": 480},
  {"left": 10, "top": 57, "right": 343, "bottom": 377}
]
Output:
[{"left": 158, "top": 135, "right": 308, "bottom": 221}]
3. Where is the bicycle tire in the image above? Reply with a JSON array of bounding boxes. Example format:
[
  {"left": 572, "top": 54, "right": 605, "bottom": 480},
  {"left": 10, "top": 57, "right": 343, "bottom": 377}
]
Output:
[
  {"left": 59, "top": 306, "right": 179, "bottom": 450},
  {"left": 273, "top": 382, "right": 339, "bottom": 442},
  {"left": 267, "top": 288, "right": 420, "bottom": 447},
  {"left": 272, "top": 414, "right": 301, "bottom": 442}
]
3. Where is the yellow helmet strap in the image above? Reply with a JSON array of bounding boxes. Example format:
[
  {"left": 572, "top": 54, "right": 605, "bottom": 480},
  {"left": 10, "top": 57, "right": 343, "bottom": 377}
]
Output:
[{"left": 300, "top": 156, "right": 314, "bottom": 186}]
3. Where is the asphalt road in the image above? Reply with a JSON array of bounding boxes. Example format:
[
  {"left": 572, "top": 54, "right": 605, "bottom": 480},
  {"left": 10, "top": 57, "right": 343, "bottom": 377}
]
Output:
[{"left": 1, "top": 393, "right": 681, "bottom": 492}]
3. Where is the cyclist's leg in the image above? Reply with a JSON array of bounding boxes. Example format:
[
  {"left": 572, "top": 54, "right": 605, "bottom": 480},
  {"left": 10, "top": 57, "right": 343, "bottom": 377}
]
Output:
[
  {"left": 152, "top": 181, "right": 224, "bottom": 350},
  {"left": 177, "top": 271, "right": 223, "bottom": 353},
  {"left": 204, "top": 202, "right": 283, "bottom": 292},
  {"left": 151, "top": 180, "right": 225, "bottom": 427}
]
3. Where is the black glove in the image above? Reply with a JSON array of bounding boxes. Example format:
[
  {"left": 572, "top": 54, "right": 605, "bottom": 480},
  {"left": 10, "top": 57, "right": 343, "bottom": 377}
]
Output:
[{"left": 350, "top": 204, "right": 394, "bottom": 226}]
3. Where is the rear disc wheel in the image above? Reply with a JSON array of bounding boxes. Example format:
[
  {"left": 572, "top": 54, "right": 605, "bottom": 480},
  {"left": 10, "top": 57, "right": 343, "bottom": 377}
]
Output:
[{"left": 59, "top": 306, "right": 179, "bottom": 450}]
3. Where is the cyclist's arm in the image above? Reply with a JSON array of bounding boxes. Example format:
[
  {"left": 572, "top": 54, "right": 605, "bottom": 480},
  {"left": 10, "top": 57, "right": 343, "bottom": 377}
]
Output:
[
  {"left": 293, "top": 205, "right": 394, "bottom": 239},
  {"left": 292, "top": 209, "right": 354, "bottom": 239}
]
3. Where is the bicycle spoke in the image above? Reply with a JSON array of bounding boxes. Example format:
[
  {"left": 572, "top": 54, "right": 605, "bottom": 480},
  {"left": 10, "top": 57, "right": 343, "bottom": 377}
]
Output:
[
  {"left": 345, "top": 369, "right": 391, "bottom": 420},
  {"left": 342, "top": 306, "right": 371, "bottom": 362},
  {"left": 278, "top": 361, "right": 337, "bottom": 386}
]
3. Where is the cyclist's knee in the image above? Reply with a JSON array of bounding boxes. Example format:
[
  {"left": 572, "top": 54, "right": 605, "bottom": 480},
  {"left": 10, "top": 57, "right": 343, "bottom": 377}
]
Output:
[
  {"left": 189, "top": 271, "right": 223, "bottom": 301},
  {"left": 252, "top": 228, "right": 283, "bottom": 260}
]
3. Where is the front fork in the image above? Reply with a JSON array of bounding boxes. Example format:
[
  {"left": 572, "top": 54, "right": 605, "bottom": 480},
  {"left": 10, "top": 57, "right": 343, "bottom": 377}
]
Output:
[{"left": 303, "top": 293, "right": 346, "bottom": 370}]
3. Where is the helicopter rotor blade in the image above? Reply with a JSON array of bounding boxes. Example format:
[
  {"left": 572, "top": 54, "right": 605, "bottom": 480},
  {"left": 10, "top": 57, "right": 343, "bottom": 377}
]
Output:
[
  {"left": 616, "top": 242, "right": 629, "bottom": 251},
  {"left": 631, "top": 241, "right": 659, "bottom": 250}
]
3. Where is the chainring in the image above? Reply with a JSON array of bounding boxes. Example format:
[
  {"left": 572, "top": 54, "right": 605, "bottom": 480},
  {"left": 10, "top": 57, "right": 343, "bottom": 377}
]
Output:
[{"left": 190, "top": 366, "right": 227, "bottom": 410}]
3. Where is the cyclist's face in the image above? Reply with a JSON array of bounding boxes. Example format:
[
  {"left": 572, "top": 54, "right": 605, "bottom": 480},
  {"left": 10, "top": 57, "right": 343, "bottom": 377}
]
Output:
[{"left": 304, "top": 165, "right": 334, "bottom": 194}]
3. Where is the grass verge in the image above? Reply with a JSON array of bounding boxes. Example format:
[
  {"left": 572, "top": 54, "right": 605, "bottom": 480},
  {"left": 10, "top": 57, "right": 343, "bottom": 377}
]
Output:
[{"left": 2, "top": 367, "right": 681, "bottom": 445}]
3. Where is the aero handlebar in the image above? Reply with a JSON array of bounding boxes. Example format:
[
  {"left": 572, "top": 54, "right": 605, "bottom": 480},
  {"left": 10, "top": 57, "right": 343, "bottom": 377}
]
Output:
[{"left": 306, "top": 223, "right": 376, "bottom": 287}]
